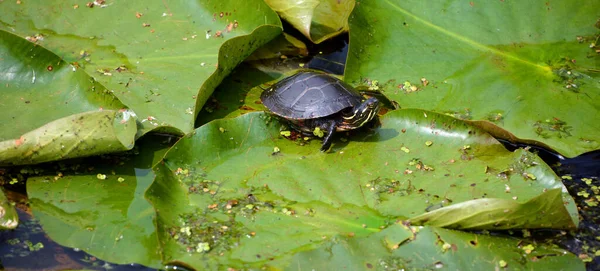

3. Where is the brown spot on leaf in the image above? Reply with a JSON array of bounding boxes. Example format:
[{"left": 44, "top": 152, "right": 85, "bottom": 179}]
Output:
[{"left": 239, "top": 105, "right": 255, "bottom": 111}]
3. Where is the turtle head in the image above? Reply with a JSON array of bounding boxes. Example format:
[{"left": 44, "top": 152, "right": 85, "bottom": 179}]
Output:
[{"left": 340, "top": 97, "right": 380, "bottom": 130}]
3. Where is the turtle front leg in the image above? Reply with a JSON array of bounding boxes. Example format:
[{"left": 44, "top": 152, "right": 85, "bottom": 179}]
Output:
[{"left": 320, "top": 119, "right": 337, "bottom": 152}]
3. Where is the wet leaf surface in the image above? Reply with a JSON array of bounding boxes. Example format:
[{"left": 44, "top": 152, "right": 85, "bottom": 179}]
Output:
[
  {"left": 0, "top": 30, "right": 124, "bottom": 142},
  {"left": 165, "top": 110, "right": 578, "bottom": 225},
  {"left": 146, "top": 111, "right": 576, "bottom": 268},
  {"left": 0, "top": 110, "right": 137, "bottom": 166},
  {"left": 265, "top": 0, "right": 354, "bottom": 43},
  {"left": 345, "top": 0, "right": 600, "bottom": 157},
  {"left": 287, "top": 224, "right": 584, "bottom": 270},
  {"left": 26, "top": 135, "right": 173, "bottom": 268},
  {"left": 410, "top": 188, "right": 574, "bottom": 230},
  {"left": 0, "top": 0, "right": 282, "bottom": 137}
]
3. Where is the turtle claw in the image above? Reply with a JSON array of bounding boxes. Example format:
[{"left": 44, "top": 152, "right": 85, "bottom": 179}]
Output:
[{"left": 320, "top": 120, "right": 337, "bottom": 152}]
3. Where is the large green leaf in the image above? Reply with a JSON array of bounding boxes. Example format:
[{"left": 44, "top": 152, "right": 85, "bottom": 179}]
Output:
[
  {"left": 0, "top": 30, "right": 124, "bottom": 142},
  {"left": 161, "top": 110, "right": 578, "bottom": 226},
  {"left": 265, "top": 0, "right": 354, "bottom": 43},
  {"left": 0, "top": 110, "right": 136, "bottom": 166},
  {"left": 0, "top": 0, "right": 282, "bottom": 137},
  {"left": 287, "top": 224, "right": 584, "bottom": 270},
  {"left": 346, "top": 0, "right": 600, "bottom": 157},
  {"left": 26, "top": 135, "right": 173, "bottom": 268},
  {"left": 409, "top": 188, "right": 574, "bottom": 229},
  {"left": 147, "top": 111, "right": 576, "bottom": 268}
]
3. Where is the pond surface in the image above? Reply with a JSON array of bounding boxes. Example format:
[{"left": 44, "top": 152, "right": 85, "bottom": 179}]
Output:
[
  {"left": 1, "top": 141, "right": 598, "bottom": 270},
  {"left": 1, "top": 30, "right": 598, "bottom": 270}
]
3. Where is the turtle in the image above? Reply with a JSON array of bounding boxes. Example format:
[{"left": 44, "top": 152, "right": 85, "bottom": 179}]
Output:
[{"left": 261, "top": 71, "right": 380, "bottom": 151}]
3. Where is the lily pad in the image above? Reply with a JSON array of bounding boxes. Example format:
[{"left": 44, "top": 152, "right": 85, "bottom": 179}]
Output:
[
  {"left": 0, "top": 110, "right": 137, "bottom": 166},
  {"left": 0, "top": 30, "right": 124, "bottom": 142},
  {"left": 0, "top": 0, "right": 282, "bottom": 136},
  {"left": 26, "top": 135, "right": 174, "bottom": 268},
  {"left": 145, "top": 110, "right": 576, "bottom": 268},
  {"left": 165, "top": 110, "right": 578, "bottom": 225},
  {"left": 410, "top": 188, "right": 574, "bottom": 230},
  {"left": 287, "top": 224, "right": 583, "bottom": 270},
  {"left": 345, "top": 0, "right": 600, "bottom": 157},
  {"left": 265, "top": 0, "right": 354, "bottom": 43}
]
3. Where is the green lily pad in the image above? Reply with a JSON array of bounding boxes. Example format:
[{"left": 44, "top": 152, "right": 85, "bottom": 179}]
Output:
[
  {"left": 345, "top": 0, "right": 600, "bottom": 157},
  {"left": 0, "top": 30, "right": 124, "bottom": 142},
  {"left": 287, "top": 224, "right": 584, "bottom": 270},
  {"left": 26, "top": 135, "right": 173, "bottom": 268},
  {"left": 0, "top": 110, "right": 137, "bottom": 166},
  {"left": 0, "top": 0, "right": 282, "bottom": 136},
  {"left": 265, "top": 0, "right": 355, "bottom": 43},
  {"left": 410, "top": 188, "right": 574, "bottom": 229},
  {"left": 164, "top": 110, "right": 578, "bottom": 226},
  {"left": 146, "top": 110, "right": 576, "bottom": 268}
]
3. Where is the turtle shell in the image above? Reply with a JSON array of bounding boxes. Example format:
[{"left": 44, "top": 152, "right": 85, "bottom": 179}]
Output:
[{"left": 261, "top": 71, "right": 363, "bottom": 120}]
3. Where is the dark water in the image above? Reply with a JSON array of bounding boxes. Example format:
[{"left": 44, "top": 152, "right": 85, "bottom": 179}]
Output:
[
  {"left": 556, "top": 151, "right": 600, "bottom": 270},
  {"left": 0, "top": 207, "right": 156, "bottom": 270}
]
